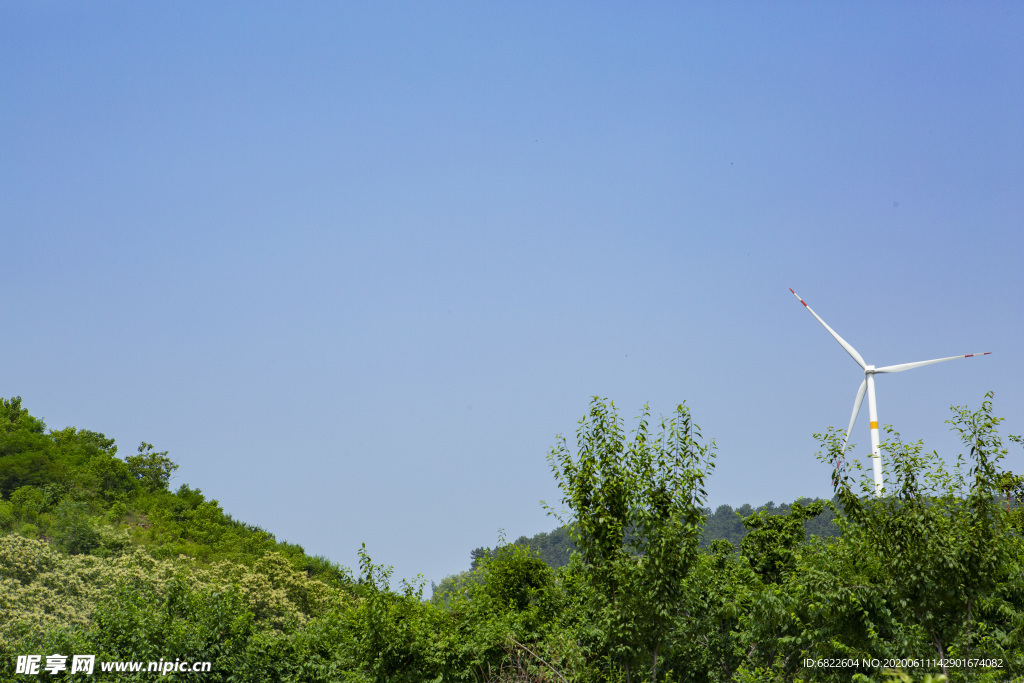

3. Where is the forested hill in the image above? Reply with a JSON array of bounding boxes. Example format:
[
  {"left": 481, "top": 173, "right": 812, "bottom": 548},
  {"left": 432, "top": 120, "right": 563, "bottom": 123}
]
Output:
[
  {"left": 0, "top": 396, "right": 345, "bottom": 580},
  {"left": 463, "top": 499, "right": 840, "bottom": 573}
]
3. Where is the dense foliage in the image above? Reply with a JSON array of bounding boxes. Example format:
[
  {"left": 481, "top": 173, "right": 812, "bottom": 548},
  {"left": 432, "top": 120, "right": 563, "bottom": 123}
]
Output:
[
  {"left": 2, "top": 394, "right": 1021, "bottom": 682},
  {"left": 464, "top": 498, "right": 839, "bottom": 577}
]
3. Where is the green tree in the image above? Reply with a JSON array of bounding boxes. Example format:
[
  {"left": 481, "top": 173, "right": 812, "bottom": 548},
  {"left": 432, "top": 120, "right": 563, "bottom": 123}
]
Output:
[
  {"left": 547, "top": 398, "right": 715, "bottom": 683},
  {"left": 740, "top": 499, "right": 826, "bottom": 585},
  {"left": 673, "top": 539, "right": 760, "bottom": 682},
  {"left": 125, "top": 442, "right": 178, "bottom": 492},
  {"left": 0, "top": 397, "right": 58, "bottom": 497},
  {"left": 10, "top": 485, "right": 49, "bottom": 522},
  {"left": 819, "top": 392, "right": 1021, "bottom": 680},
  {"left": 50, "top": 426, "right": 135, "bottom": 501}
]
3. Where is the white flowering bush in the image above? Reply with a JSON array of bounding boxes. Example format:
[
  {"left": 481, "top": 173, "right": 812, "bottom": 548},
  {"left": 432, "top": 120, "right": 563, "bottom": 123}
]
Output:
[
  {"left": 0, "top": 533, "right": 339, "bottom": 653},
  {"left": 207, "top": 550, "right": 336, "bottom": 629}
]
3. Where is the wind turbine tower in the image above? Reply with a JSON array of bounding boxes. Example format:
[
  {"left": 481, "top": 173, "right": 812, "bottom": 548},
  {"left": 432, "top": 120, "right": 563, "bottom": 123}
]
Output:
[{"left": 789, "top": 289, "right": 990, "bottom": 496}]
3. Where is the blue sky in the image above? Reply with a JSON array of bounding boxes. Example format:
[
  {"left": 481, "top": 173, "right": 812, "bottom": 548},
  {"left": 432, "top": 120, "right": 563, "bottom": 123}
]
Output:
[{"left": 3, "top": 3, "right": 1021, "bottom": 586}]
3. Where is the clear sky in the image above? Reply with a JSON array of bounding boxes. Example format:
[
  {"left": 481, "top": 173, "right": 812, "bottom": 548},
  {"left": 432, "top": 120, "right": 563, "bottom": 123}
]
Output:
[{"left": 3, "top": 3, "right": 1021, "bottom": 587}]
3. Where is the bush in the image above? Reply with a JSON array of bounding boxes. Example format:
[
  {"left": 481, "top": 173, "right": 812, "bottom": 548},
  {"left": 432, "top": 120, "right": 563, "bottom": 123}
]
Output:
[
  {"left": 50, "top": 499, "right": 100, "bottom": 555},
  {"left": 0, "top": 499, "right": 13, "bottom": 529}
]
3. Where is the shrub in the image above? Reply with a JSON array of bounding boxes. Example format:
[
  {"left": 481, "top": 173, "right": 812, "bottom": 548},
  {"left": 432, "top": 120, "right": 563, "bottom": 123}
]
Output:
[{"left": 50, "top": 499, "right": 101, "bottom": 555}]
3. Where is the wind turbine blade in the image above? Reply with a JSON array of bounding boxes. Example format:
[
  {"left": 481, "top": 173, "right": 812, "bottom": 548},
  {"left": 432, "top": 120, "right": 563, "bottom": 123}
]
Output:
[
  {"left": 842, "top": 379, "right": 867, "bottom": 455},
  {"left": 874, "top": 352, "right": 991, "bottom": 374},
  {"left": 789, "top": 289, "right": 867, "bottom": 370}
]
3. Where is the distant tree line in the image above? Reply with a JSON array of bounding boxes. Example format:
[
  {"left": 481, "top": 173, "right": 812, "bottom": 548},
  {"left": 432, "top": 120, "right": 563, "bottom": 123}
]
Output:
[{"left": 458, "top": 499, "right": 840, "bottom": 576}]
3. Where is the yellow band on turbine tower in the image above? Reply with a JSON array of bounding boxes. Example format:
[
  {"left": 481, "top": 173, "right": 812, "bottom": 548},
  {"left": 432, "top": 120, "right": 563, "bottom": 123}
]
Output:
[{"left": 870, "top": 421, "right": 878, "bottom": 430}]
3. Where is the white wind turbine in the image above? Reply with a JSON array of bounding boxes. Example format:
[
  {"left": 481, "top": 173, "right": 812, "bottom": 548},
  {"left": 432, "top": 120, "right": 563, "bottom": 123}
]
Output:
[{"left": 789, "top": 289, "right": 991, "bottom": 496}]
